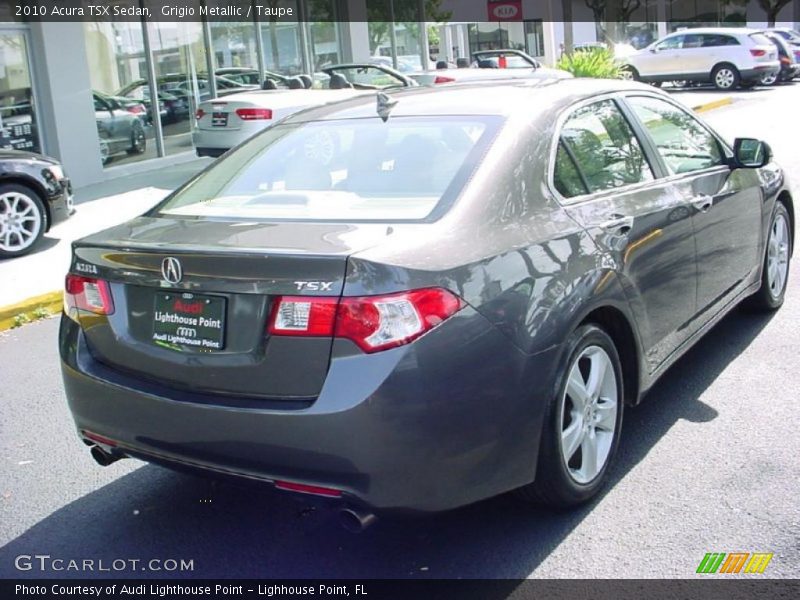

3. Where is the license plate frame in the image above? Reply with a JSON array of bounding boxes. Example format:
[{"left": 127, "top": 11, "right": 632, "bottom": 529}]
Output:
[
  {"left": 152, "top": 292, "right": 226, "bottom": 352},
  {"left": 211, "top": 112, "right": 228, "bottom": 127}
]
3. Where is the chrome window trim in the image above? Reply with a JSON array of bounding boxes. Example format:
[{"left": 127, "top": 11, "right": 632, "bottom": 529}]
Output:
[{"left": 546, "top": 91, "right": 659, "bottom": 206}]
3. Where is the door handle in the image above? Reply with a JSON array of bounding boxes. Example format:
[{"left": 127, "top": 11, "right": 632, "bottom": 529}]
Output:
[
  {"left": 691, "top": 194, "right": 714, "bottom": 213},
  {"left": 599, "top": 214, "right": 634, "bottom": 235}
]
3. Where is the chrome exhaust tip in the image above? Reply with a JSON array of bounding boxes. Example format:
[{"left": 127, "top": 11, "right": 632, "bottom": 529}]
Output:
[
  {"left": 339, "top": 507, "right": 378, "bottom": 533},
  {"left": 90, "top": 445, "right": 121, "bottom": 467}
]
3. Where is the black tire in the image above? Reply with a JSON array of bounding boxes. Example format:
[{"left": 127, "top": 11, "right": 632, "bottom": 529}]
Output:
[
  {"left": 127, "top": 122, "right": 146, "bottom": 155},
  {"left": 0, "top": 183, "right": 48, "bottom": 258},
  {"left": 517, "top": 324, "right": 625, "bottom": 508},
  {"left": 620, "top": 65, "right": 639, "bottom": 82},
  {"left": 760, "top": 71, "right": 779, "bottom": 86},
  {"left": 747, "top": 202, "right": 792, "bottom": 311},
  {"left": 711, "top": 63, "right": 740, "bottom": 91}
]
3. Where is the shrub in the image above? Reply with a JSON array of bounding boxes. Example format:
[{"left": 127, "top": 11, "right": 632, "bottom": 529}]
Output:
[{"left": 557, "top": 48, "right": 622, "bottom": 79}]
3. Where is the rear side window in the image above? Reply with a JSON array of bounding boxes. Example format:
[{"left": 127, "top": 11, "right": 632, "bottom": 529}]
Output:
[
  {"left": 157, "top": 116, "right": 498, "bottom": 222},
  {"left": 749, "top": 33, "right": 773, "bottom": 46},
  {"left": 626, "top": 96, "right": 724, "bottom": 175},
  {"left": 553, "top": 99, "right": 653, "bottom": 198}
]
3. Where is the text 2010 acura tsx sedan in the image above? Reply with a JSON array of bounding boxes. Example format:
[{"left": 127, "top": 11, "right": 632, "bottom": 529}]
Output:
[{"left": 60, "top": 80, "right": 793, "bottom": 528}]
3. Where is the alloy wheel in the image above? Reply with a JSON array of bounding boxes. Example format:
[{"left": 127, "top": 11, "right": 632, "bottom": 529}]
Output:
[
  {"left": 99, "top": 139, "right": 110, "bottom": 164},
  {"left": 715, "top": 68, "right": 735, "bottom": 89},
  {"left": 0, "top": 191, "right": 43, "bottom": 253},
  {"left": 560, "top": 345, "right": 619, "bottom": 484},
  {"left": 760, "top": 72, "right": 778, "bottom": 86},
  {"left": 767, "top": 212, "right": 790, "bottom": 299},
  {"left": 133, "top": 127, "right": 146, "bottom": 152}
]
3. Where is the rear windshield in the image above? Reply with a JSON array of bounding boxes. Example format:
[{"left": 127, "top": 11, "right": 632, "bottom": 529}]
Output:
[
  {"left": 749, "top": 33, "right": 773, "bottom": 46},
  {"left": 157, "top": 116, "right": 498, "bottom": 222}
]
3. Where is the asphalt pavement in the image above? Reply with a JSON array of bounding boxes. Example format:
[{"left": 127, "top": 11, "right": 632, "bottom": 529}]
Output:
[{"left": 0, "top": 82, "right": 798, "bottom": 580}]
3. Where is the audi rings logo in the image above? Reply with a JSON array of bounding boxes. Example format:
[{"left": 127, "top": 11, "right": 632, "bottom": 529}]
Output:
[{"left": 161, "top": 257, "right": 183, "bottom": 285}]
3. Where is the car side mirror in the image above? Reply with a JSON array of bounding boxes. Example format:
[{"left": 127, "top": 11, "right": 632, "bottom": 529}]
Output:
[{"left": 733, "top": 138, "right": 771, "bottom": 168}]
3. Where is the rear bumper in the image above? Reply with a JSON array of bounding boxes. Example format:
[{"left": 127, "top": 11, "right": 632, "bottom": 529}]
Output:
[
  {"left": 192, "top": 123, "right": 264, "bottom": 155},
  {"left": 59, "top": 310, "right": 560, "bottom": 513},
  {"left": 740, "top": 64, "right": 781, "bottom": 82}
]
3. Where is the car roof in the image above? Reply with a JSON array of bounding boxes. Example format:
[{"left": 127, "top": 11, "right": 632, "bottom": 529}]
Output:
[
  {"left": 664, "top": 27, "right": 764, "bottom": 36},
  {"left": 282, "top": 78, "right": 660, "bottom": 122}
]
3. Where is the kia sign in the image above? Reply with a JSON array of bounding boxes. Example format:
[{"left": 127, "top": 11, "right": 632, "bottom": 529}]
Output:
[{"left": 488, "top": 0, "right": 522, "bottom": 22}]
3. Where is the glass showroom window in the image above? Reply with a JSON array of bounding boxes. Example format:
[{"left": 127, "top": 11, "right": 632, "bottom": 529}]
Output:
[
  {"left": 83, "top": 21, "right": 154, "bottom": 167},
  {"left": 210, "top": 20, "right": 260, "bottom": 85},
  {"left": 0, "top": 32, "right": 41, "bottom": 154},
  {"left": 148, "top": 19, "right": 208, "bottom": 156},
  {"left": 260, "top": 0, "right": 304, "bottom": 75}
]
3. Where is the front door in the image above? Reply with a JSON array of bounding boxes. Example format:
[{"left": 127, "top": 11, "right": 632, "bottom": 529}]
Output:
[{"left": 624, "top": 95, "right": 763, "bottom": 319}]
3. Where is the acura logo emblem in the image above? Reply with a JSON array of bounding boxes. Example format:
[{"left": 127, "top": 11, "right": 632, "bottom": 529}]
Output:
[{"left": 161, "top": 257, "right": 183, "bottom": 284}]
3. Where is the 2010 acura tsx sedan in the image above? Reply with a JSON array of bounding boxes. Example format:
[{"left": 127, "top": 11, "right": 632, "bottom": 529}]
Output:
[{"left": 60, "top": 79, "right": 793, "bottom": 528}]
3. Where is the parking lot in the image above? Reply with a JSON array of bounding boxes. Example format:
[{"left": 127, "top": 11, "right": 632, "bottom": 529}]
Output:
[{"left": 0, "top": 81, "right": 798, "bottom": 579}]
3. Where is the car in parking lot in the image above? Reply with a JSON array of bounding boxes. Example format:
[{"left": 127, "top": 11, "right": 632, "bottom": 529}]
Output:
[
  {"left": 192, "top": 64, "right": 416, "bottom": 157},
  {"left": 760, "top": 31, "right": 800, "bottom": 84},
  {"left": 60, "top": 80, "right": 793, "bottom": 528},
  {"left": 1, "top": 150, "right": 73, "bottom": 257},
  {"left": 93, "top": 92, "right": 147, "bottom": 165},
  {"left": 621, "top": 27, "right": 780, "bottom": 90}
]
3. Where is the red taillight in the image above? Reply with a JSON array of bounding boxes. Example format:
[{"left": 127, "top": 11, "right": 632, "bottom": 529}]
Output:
[
  {"left": 195, "top": 108, "right": 205, "bottom": 120},
  {"left": 64, "top": 274, "right": 114, "bottom": 318},
  {"left": 268, "top": 296, "right": 337, "bottom": 336},
  {"left": 267, "top": 288, "right": 463, "bottom": 353},
  {"left": 750, "top": 49, "right": 767, "bottom": 57},
  {"left": 434, "top": 75, "right": 455, "bottom": 84},
  {"left": 274, "top": 480, "right": 342, "bottom": 498},
  {"left": 235, "top": 108, "right": 273, "bottom": 120}
]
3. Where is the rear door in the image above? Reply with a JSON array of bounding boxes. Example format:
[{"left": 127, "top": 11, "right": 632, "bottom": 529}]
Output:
[
  {"left": 623, "top": 94, "right": 762, "bottom": 318},
  {"left": 552, "top": 97, "right": 698, "bottom": 371}
]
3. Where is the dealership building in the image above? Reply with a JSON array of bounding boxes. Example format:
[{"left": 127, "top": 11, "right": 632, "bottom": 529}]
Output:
[{"left": 0, "top": 0, "right": 798, "bottom": 188}]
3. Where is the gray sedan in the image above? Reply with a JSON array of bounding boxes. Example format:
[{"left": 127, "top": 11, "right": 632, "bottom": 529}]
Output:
[{"left": 60, "top": 80, "right": 793, "bottom": 530}]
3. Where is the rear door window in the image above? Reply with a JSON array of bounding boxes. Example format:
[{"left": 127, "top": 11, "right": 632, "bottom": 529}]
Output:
[
  {"left": 701, "top": 34, "right": 739, "bottom": 47},
  {"left": 553, "top": 99, "right": 654, "bottom": 198}
]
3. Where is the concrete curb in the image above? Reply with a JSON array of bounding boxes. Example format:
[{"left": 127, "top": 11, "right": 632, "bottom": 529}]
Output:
[
  {"left": 693, "top": 97, "right": 733, "bottom": 113},
  {"left": 0, "top": 291, "right": 62, "bottom": 332}
]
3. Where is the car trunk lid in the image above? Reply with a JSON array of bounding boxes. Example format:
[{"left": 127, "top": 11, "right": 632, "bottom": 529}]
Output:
[{"left": 69, "top": 217, "right": 392, "bottom": 400}]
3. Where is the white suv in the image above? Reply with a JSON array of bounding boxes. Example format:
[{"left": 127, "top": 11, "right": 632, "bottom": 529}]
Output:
[{"left": 622, "top": 28, "right": 780, "bottom": 90}]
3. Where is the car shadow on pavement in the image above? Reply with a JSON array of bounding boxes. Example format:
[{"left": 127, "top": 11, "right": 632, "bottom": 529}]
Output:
[
  {"left": 0, "top": 307, "right": 775, "bottom": 579},
  {"left": 0, "top": 236, "right": 59, "bottom": 262}
]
